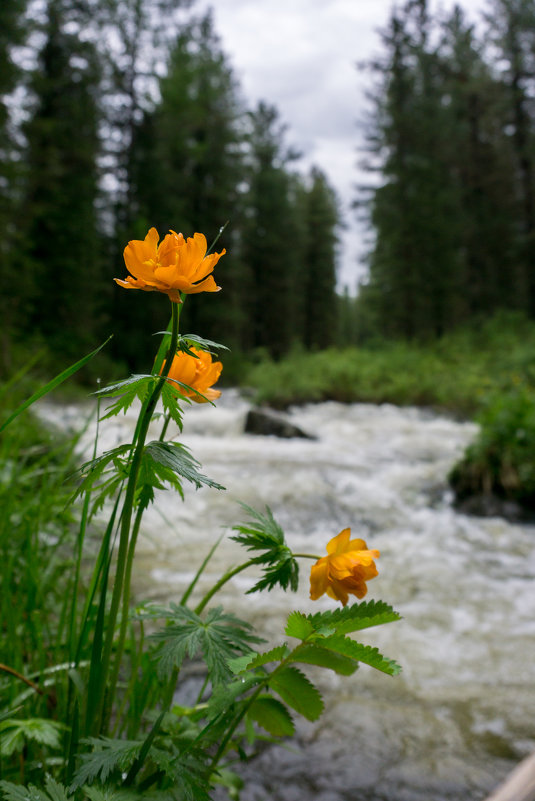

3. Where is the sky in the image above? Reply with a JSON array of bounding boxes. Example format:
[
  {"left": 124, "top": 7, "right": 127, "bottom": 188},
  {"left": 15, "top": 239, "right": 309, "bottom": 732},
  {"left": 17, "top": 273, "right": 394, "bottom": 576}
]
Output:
[{"left": 197, "top": 0, "right": 488, "bottom": 290}]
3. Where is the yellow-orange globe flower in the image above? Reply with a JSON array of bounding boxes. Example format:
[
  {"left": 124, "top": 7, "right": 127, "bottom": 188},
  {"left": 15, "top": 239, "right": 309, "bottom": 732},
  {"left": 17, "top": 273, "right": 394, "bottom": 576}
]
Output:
[
  {"left": 309, "top": 528, "right": 380, "bottom": 606},
  {"left": 115, "top": 227, "right": 224, "bottom": 302},
  {"left": 164, "top": 347, "right": 222, "bottom": 403}
]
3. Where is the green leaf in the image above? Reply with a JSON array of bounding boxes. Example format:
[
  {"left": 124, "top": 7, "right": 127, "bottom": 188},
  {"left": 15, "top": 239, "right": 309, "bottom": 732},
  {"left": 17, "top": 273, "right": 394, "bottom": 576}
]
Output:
[
  {"left": 0, "top": 777, "right": 73, "bottom": 801},
  {"left": 143, "top": 441, "right": 225, "bottom": 492},
  {"left": 228, "top": 645, "right": 290, "bottom": 675},
  {"left": 290, "top": 644, "right": 359, "bottom": 676},
  {"left": 268, "top": 666, "right": 323, "bottom": 721},
  {"left": 0, "top": 337, "right": 112, "bottom": 433},
  {"left": 149, "top": 605, "right": 262, "bottom": 684},
  {"left": 207, "top": 675, "right": 262, "bottom": 718},
  {"left": 319, "top": 635, "right": 401, "bottom": 676},
  {"left": 306, "top": 600, "right": 401, "bottom": 635},
  {"left": 248, "top": 696, "right": 295, "bottom": 737},
  {"left": 0, "top": 718, "right": 63, "bottom": 757},
  {"left": 231, "top": 504, "right": 299, "bottom": 593},
  {"left": 179, "top": 334, "right": 230, "bottom": 354},
  {"left": 70, "top": 737, "right": 142, "bottom": 789},
  {"left": 161, "top": 382, "right": 185, "bottom": 431},
  {"left": 285, "top": 611, "right": 315, "bottom": 640}
]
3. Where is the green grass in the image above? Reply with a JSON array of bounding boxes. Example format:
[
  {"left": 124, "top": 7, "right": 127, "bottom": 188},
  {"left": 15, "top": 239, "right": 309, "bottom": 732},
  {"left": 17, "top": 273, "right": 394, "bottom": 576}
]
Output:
[{"left": 243, "top": 312, "right": 535, "bottom": 417}]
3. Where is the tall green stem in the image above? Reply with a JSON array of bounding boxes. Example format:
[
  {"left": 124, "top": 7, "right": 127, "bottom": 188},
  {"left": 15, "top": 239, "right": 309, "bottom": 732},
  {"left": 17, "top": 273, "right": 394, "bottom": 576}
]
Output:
[
  {"left": 194, "top": 560, "right": 256, "bottom": 616},
  {"left": 93, "top": 301, "right": 181, "bottom": 732}
]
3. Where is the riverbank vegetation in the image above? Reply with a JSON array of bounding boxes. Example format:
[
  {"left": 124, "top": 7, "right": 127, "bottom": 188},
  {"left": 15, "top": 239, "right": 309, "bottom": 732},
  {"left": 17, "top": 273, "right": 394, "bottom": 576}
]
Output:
[
  {"left": 243, "top": 312, "right": 535, "bottom": 515},
  {"left": 0, "top": 243, "right": 401, "bottom": 798}
]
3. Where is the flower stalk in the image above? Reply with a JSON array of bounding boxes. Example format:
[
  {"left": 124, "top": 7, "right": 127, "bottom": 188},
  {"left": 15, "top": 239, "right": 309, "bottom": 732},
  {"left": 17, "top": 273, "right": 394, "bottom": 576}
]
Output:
[{"left": 91, "top": 300, "right": 181, "bottom": 733}]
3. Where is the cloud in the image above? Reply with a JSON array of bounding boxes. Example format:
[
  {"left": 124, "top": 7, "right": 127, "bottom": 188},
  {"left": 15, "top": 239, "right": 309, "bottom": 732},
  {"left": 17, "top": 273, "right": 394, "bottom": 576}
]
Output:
[{"left": 198, "top": 0, "right": 488, "bottom": 289}]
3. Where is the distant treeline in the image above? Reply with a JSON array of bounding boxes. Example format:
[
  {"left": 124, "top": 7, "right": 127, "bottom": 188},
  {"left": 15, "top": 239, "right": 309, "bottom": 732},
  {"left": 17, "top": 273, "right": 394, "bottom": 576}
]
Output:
[
  {"left": 2, "top": 0, "right": 535, "bottom": 378},
  {"left": 0, "top": 0, "right": 340, "bottom": 373},
  {"left": 356, "top": 0, "right": 535, "bottom": 341}
]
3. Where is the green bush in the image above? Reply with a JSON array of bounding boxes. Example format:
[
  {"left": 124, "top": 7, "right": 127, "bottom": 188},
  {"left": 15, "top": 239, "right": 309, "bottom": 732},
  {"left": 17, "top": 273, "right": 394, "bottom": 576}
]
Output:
[{"left": 449, "top": 387, "right": 535, "bottom": 510}]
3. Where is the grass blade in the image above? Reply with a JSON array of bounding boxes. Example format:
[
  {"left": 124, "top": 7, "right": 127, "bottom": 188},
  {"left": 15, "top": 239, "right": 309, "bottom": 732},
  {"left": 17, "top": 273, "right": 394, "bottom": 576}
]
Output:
[{"left": 0, "top": 336, "right": 112, "bottom": 433}]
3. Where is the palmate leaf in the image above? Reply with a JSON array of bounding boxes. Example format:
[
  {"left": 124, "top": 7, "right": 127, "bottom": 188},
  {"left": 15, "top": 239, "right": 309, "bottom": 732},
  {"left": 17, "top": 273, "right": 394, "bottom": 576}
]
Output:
[
  {"left": 0, "top": 777, "right": 73, "bottom": 801},
  {"left": 161, "top": 382, "right": 185, "bottom": 431},
  {"left": 70, "top": 737, "right": 142, "bottom": 789},
  {"left": 319, "top": 635, "right": 401, "bottom": 676},
  {"left": 149, "top": 605, "right": 263, "bottom": 684},
  {"left": 0, "top": 718, "right": 64, "bottom": 757},
  {"left": 268, "top": 666, "right": 323, "bottom": 721},
  {"left": 96, "top": 375, "right": 156, "bottom": 420},
  {"left": 150, "top": 750, "right": 213, "bottom": 801},
  {"left": 178, "top": 334, "right": 229, "bottom": 355},
  {"left": 306, "top": 600, "right": 402, "bottom": 635},
  {"left": 231, "top": 504, "right": 299, "bottom": 593},
  {"left": 143, "top": 441, "right": 225, "bottom": 492},
  {"left": 248, "top": 696, "right": 295, "bottom": 737},
  {"left": 72, "top": 445, "right": 132, "bottom": 500}
]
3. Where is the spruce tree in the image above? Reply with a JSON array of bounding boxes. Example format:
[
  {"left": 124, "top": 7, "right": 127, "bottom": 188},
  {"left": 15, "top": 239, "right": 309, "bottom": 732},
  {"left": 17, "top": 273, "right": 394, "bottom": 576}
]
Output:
[
  {"left": 127, "top": 12, "right": 246, "bottom": 356},
  {"left": 20, "top": 0, "right": 103, "bottom": 356},
  {"left": 301, "top": 167, "right": 340, "bottom": 350},
  {"left": 241, "top": 102, "right": 303, "bottom": 357}
]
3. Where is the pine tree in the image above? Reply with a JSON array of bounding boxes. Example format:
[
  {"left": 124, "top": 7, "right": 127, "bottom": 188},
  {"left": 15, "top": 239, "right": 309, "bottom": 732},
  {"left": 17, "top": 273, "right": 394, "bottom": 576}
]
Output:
[
  {"left": 126, "top": 12, "right": 247, "bottom": 357},
  {"left": 19, "top": 0, "right": 103, "bottom": 356},
  {"left": 0, "top": 0, "right": 29, "bottom": 368},
  {"left": 485, "top": 0, "right": 535, "bottom": 313},
  {"left": 241, "top": 102, "right": 304, "bottom": 357},
  {"left": 301, "top": 167, "right": 340, "bottom": 350}
]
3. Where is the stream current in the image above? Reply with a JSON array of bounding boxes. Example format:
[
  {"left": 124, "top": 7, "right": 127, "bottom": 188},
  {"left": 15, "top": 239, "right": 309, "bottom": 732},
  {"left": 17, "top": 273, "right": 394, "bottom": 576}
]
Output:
[{"left": 41, "top": 392, "right": 535, "bottom": 800}]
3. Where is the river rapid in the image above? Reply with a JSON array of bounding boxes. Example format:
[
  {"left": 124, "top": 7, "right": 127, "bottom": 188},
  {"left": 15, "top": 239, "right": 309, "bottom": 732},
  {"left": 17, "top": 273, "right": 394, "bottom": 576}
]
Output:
[{"left": 40, "top": 392, "right": 535, "bottom": 801}]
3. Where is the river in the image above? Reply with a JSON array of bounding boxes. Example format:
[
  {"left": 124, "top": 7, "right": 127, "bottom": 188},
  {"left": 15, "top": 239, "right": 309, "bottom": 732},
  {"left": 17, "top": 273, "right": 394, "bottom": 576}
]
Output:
[{"left": 40, "top": 391, "right": 535, "bottom": 800}]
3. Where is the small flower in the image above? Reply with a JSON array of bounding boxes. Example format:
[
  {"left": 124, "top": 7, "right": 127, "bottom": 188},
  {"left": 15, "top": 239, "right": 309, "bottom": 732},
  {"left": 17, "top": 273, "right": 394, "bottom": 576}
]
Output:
[
  {"left": 164, "top": 347, "right": 222, "bottom": 403},
  {"left": 115, "top": 227, "right": 224, "bottom": 302},
  {"left": 309, "top": 528, "right": 379, "bottom": 606}
]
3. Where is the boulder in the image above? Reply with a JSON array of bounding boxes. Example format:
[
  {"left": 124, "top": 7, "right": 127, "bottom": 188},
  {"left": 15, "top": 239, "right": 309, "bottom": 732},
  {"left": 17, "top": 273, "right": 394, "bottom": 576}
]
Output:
[{"left": 244, "top": 408, "right": 316, "bottom": 440}]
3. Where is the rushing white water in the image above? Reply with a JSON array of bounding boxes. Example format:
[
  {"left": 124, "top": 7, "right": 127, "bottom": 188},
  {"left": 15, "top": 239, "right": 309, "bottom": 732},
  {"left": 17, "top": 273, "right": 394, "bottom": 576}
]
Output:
[{"left": 39, "top": 392, "right": 535, "bottom": 800}]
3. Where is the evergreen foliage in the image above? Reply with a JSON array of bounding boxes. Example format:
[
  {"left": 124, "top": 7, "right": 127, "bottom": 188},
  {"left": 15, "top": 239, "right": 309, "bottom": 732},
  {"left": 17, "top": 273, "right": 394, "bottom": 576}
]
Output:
[
  {"left": 357, "top": 0, "right": 535, "bottom": 341},
  {"left": 0, "top": 0, "right": 341, "bottom": 376}
]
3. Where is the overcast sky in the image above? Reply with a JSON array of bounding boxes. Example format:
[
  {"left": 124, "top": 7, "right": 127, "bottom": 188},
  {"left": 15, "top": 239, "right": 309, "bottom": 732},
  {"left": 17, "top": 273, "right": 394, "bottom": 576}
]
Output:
[{"left": 197, "top": 0, "right": 488, "bottom": 289}]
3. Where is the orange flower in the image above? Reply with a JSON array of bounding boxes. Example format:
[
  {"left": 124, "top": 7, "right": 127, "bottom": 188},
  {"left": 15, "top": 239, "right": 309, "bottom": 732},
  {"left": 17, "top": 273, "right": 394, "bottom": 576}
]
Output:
[
  {"left": 164, "top": 347, "right": 222, "bottom": 403},
  {"left": 115, "top": 227, "right": 224, "bottom": 302},
  {"left": 309, "top": 528, "right": 380, "bottom": 606}
]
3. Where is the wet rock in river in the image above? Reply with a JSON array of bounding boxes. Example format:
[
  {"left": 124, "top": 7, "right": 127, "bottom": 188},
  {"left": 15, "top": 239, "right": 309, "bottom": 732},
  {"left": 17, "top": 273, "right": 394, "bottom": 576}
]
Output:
[{"left": 244, "top": 407, "right": 316, "bottom": 440}]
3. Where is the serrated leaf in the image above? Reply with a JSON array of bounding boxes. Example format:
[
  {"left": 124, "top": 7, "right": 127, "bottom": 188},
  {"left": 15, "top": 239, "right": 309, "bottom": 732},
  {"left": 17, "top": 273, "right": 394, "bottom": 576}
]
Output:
[
  {"left": 248, "top": 696, "right": 295, "bottom": 737},
  {"left": 161, "top": 382, "right": 185, "bottom": 430},
  {"left": 231, "top": 505, "right": 299, "bottom": 593},
  {"left": 0, "top": 718, "right": 63, "bottom": 757},
  {"left": 207, "top": 675, "right": 262, "bottom": 718},
  {"left": 290, "top": 644, "right": 359, "bottom": 676},
  {"left": 285, "top": 611, "right": 314, "bottom": 640},
  {"left": 268, "top": 666, "right": 323, "bottom": 721},
  {"left": 228, "top": 645, "right": 290, "bottom": 675},
  {"left": 70, "top": 737, "right": 142, "bottom": 789},
  {"left": 94, "top": 374, "right": 155, "bottom": 398},
  {"left": 150, "top": 605, "right": 262, "bottom": 684},
  {"left": 307, "top": 600, "right": 401, "bottom": 635},
  {"left": 0, "top": 778, "right": 74, "bottom": 801},
  {"left": 0, "top": 782, "right": 45, "bottom": 801},
  {"left": 319, "top": 635, "right": 401, "bottom": 676},
  {"left": 179, "top": 334, "right": 229, "bottom": 354},
  {"left": 143, "top": 441, "right": 225, "bottom": 492}
]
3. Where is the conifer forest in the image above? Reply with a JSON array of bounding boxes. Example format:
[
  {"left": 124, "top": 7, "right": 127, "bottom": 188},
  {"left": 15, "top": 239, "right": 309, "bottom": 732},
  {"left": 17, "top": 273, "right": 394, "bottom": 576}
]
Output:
[{"left": 2, "top": 0, "right": 535, "bottom": 368}]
